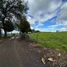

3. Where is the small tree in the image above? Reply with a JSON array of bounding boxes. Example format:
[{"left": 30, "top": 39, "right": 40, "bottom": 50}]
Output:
[
  {"left": 20, "top": 18, "right": 30, "bottom": 33},
  {"left": 17, "top": 16, "right": 31, "bottom": 38}
]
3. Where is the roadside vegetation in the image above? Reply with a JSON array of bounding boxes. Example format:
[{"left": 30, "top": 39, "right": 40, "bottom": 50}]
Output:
[{"left": 29, "top": 32, "right": 67, "bottom": 52}]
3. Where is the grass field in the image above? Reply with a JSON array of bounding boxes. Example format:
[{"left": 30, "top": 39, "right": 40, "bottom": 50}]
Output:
[{"left": 30, "top": 32, "right": 67, "bottom": 52}]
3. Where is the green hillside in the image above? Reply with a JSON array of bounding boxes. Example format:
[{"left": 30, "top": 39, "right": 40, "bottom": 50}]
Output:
[{"left": 30, "top": 32, "right": 67, "bottom": 51}]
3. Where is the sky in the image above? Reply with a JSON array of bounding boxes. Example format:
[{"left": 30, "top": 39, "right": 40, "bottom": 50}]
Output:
[{"left": 26, "top": 0, "right": 67, "bottom": 32}]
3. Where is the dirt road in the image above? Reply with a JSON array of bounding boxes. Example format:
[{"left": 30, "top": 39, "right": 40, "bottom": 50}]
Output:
[
  {"left": 0, "top": 38, "right": 67, "bottom": 67},
  {"left": 0, "top": 39, "right": 46, "bottom": 67}
]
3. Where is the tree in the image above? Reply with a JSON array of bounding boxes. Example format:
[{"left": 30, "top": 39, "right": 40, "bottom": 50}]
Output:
[
  {"left": 19, "top": 16, "right": 30, "bottom": 33},
  {"left": 0, "top": 21, "right": 2, "bottom": 37},
  {"left": 4, "top": 18, "right": 14, "bottom": 35},
  {"left": 16, "top": 16, "right": 31, "bottom": 38},
  {"left": 0, "top": 0, "right": 28, "bottom": 37}
]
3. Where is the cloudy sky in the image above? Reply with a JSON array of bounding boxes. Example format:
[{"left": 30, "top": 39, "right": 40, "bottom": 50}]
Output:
[{"left": 27, "top": 0, "right": 67, "bottom": 32}]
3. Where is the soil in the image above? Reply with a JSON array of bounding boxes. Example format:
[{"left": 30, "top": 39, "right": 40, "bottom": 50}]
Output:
[{"left": 0, "top": 38, "right": 67, "bottom": 67}]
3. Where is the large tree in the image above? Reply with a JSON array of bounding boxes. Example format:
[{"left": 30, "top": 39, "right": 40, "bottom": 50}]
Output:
[{"left": 0, "top": 0, "right": 28, "bottom": 36}]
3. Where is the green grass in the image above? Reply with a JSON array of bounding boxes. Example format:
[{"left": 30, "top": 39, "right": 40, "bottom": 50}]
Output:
[{"left": 29, "top": 32, "right": 67, "bottom": 52}]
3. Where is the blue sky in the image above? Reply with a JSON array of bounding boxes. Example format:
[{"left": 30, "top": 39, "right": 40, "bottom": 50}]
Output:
[{"left": 27, "top": 0, "right": 67, "bottom": 32}]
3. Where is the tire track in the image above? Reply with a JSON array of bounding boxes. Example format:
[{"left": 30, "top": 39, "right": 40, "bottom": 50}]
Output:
[{"left": 13, "top": 39, "right": 24, "bottom": 67}]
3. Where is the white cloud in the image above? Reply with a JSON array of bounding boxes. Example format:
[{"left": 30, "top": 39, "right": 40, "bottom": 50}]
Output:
[
  {"left": 59, "top": 27, "right": 67, "bottom": 31},
  {"left": 48, "top": 24, "right": 63, "bottom": 28},
  {"left": 27, "top": 16, "right": 36, "bottom": 25},
  {"left": 26, "top": 0, "right": 67, "bottom": 32},
  {"left": 27, "top": 0, "right": 62, "bottom": 24},
  {"left": 35, "top": 27, "right": 56, "bottom": 32},
  {"left": 57, "top": 2, "right": 67, "bottom": 25},
  {"left": 28, "top": 0, "right": 62, "bottom": 14},
  {"left": 47, "top": 23, "right": 67, "bottom": 32},
  {"left": 56, "top": 2, "right": 67, "bottom": 32},
  {"left": 34, "top": 23, "right": 66, "bottom": 32}
]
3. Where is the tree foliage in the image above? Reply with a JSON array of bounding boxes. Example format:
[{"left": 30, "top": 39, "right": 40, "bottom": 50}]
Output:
[
  {"left": 17, "top": 16, "right": 31, "bottom": 33},
  {"left": 0, "top": 0, "right": 28, "bottom": 36},
  {"left": 4, "top": 19, "right": 14, "bottom": 32}
]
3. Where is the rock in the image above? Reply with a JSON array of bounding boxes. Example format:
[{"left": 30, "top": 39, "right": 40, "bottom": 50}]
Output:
[
  {"left": 41, "top": 57, "right": 46, "bottom": 64},
  {"left": 58, "top": 53, "right": 61, "bottom": 56},
  {"left": 48, "top": 58, "right": 56, "bottom": 62}
]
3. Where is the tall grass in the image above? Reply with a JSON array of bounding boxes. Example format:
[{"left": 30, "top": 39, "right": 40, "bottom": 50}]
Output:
[{"left": 30, "top": 32, "right": 67, "bottom": 51}]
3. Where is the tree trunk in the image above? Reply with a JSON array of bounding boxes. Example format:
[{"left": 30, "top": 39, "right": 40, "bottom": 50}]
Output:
[
  {"left": 0, "top": 28, "right": 1, "bottom": 37},
  {"left": 4, "top": 30, "right": 7, "bottom": 37},
  {"left": 2, "top": 17, "right": 7, "bottom": 37}
]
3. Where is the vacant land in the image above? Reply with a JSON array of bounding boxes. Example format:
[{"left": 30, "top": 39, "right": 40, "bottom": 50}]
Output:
[{"left": 30, "top": 32, "right": 67, "bottom": 51}]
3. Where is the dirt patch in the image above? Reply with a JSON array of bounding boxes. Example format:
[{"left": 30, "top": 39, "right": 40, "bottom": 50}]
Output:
[{"left": 41, "top": 48, "right": 67, "bottom": 67}]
